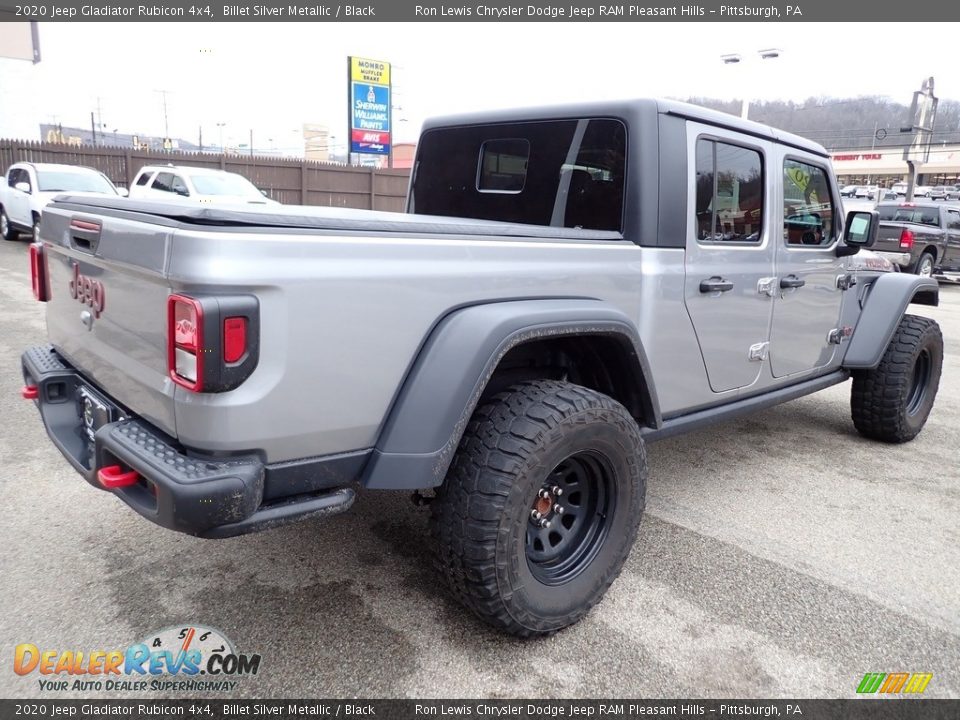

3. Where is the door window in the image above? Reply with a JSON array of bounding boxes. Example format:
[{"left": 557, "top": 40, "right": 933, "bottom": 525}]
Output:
[
  {"left": 9, "top": 168, "right": 30, "bottom": 190},
  {"left": 694, "top": 139, "right": 764, "bottom": 243},
  {"left": 170, "top": 175, "right": 190, "bottom": 196},
  {"left": 783, "top": 160, "right": 836, "bottom": 246},
  {"left": 151, "top": 172, "right": 175, "bottom": 193}
]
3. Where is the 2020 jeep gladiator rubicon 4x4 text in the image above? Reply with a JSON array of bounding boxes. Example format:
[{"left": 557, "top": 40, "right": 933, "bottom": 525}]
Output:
[{"left": 22, "top": 100, "right": 942, "bottom": 636}]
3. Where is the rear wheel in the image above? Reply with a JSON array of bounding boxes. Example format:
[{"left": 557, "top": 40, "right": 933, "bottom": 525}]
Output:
[
  {"left": 430, "top": 379, "right": 647, "bottom": 637},
  {"left": 912, "top": 251, "right": 935, "bottom": 277},
  {"left": 851, "top": 315, "right": 943, "bottom": 443},
  {"left": 1, "top": 208, "right": 19, "bottom": 241}
]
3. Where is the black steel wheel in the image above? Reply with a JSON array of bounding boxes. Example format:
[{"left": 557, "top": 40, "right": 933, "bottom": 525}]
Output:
[
  {"left": 852, "top": 314, "right": 943, "bottom": 443},
  {"left": 525, "top": 452, "right": 615, "bottom": 586},
  {"left": 431, "top": 379, "right": 646, "bottom": 637}
]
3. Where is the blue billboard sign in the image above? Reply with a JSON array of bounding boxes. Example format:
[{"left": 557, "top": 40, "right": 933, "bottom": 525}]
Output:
[{"left": 349, "top": 71, "right": 391, "bottom": 156}]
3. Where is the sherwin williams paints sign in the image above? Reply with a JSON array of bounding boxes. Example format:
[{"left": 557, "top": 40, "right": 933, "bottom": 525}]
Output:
[{"left": 348, "top": 56, "right": 391, "bottom": 156}]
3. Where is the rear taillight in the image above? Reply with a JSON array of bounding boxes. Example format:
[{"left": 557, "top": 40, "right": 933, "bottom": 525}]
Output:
[
  {"left": 167, "top": 293, "right": 260, "bottom": 393},
  {"left": 899, "top": 228, "right": 915, "bottom": 250},
  {"left": 168, "top": 294, "right": 204, "bottom": 391},
  {"left": 29, "top": 242, "right": 49, "bottom": 302}
]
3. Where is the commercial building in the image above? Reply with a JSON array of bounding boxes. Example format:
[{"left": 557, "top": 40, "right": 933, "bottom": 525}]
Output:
[{"left": 830, "top": 144, "right": 960, "bottom": 186}]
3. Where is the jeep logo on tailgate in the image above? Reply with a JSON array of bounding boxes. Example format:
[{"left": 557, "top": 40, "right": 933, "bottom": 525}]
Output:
[{"left": 69, "top": 263, "right": 105, "bottom": 318}]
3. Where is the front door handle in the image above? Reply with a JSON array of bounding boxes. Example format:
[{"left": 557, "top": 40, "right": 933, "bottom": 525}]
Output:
[
  {"left": 699, "top": 277, "right": 734, "bottom": 293},
  {"left": 780, "top": 275, "right": 806, "bottom": 289}
]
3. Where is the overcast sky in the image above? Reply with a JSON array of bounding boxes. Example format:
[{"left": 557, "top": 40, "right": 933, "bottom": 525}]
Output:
[{"left": 0, "top": 22, "right": 955, "bottom": 151}]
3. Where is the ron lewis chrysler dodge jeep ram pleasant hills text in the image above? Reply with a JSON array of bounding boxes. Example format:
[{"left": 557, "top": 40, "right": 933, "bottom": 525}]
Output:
[{"left": 22, "top": 100, "right": 943, "bottom": 636}]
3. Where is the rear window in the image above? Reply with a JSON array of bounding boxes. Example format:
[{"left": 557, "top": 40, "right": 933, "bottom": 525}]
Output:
[
  {"left": 878, "top": 205, "right": 940, "bottom": 227},
  {"left": 410, "top": 118, "right": 626, "bottom": 232}
]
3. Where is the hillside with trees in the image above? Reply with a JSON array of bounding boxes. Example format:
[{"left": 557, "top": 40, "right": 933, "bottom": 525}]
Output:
[{"left": 684, "top": 96, "right": 960, "bottom": 151}]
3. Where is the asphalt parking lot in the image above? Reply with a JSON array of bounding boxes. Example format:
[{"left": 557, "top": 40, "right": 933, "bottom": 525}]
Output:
[{"left": 0, "top": 237, "right": 958, "bottom": 700}]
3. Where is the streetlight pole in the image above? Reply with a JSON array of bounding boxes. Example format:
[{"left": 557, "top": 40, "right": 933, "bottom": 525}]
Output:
[
  {"left": 216, "top": 122, "right": 226, "bottom": 152},
  {"left": 720, "top": 49, "right": 781, "bottom": 120}
]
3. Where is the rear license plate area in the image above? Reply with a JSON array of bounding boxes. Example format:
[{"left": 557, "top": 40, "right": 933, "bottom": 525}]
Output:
[{"left": 76, "top": 385, "right": 119, "bottom": 443}]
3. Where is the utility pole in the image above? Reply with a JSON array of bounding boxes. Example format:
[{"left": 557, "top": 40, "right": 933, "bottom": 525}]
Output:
[
  {"left": 249, "top": 129, "right": 253, "bottom": 157},
  {"left": 96, "top": 96, "right": 104, "bottom": 145},
  {"left": 155, "top": 89, "right": 171, "bottom": 144},
  {"left": 90, "top": 112, "right": 97, "bottom": 146},
  {"left": 199, "top": 125, "right": 203, "bottom": 152}
]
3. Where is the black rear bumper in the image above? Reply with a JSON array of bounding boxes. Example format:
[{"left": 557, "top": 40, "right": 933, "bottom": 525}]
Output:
[{"left": 21, "top": 345, "right": 355, "bottom": 538}]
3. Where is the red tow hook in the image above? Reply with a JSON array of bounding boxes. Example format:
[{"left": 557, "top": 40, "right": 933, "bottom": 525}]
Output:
[
  {"left": 21, "top": 385, "right": 39, "bottom": 400},
  {"left": 97, "top": 465, "right": 140, "bottom": 489}
]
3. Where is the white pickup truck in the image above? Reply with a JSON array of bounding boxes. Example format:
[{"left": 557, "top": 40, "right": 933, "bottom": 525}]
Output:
[{"left": 0, "top": 162, "right": 125, "bottom": 243}]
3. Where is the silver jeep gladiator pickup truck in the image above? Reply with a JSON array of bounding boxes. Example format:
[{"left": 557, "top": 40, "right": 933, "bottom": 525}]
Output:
[{"left": 22, "top": 100, "right": 943, "bottom": 636}]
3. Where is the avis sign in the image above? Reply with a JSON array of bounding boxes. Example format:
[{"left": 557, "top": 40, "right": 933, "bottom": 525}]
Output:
[{"left": 348, "top": 56, "right": 391, "bottom": 156}]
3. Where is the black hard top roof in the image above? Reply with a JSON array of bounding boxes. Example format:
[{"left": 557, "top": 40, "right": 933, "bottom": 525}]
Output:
[{"left": 419, "top": 97, "right": 828, "bottom": 158}]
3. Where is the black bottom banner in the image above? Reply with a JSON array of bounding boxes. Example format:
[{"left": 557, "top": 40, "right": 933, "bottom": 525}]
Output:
[{"left": 0, "top": 700, "right": 957, "bottom": 720}]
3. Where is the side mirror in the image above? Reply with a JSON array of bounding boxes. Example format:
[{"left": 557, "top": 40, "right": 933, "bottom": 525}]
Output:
[
  {"left": 116, "top": 187, "right": 129, "bottom": 198},
  {"left": 837, "top": 209, "right": 879, "bottom": 257},
  {"left": 14, "top": 181, "right": 31, "bottom": 194}
]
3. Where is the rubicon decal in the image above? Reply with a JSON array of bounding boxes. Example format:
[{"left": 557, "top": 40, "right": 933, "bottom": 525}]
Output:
[
  {"left": 69, "top": 263, "right": 105, "bottom": 318},
  {"left": 14, "top": 625, "right": 261, "bottom": 693}
]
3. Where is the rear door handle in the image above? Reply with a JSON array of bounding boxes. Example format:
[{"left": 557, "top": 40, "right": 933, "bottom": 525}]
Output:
[
  {"left": 699, "top": 277, "right": 734, "bottom": 293},
  {"left": 780, "top": 275, "right": 806, "bottom": 289}
]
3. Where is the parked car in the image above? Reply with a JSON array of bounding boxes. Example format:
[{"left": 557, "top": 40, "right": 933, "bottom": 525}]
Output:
[
  {"left": 928, "top": 185, "right": 950, "bottom": 200},
  {"left": 1, "top": 162, "right": 126, "bottom": 242},
  {"left": 945, "top": 185, "right": 960, "bottom": 200},
  {"left": 872, "top": 201, "right": 960, "bottom": 276},
  {"left": 855, "top": 185, "right": 880, "bottom": 199},
  {"left": 914, "top": 185, "right": 933, "bottom": 198},
  {"left": 891, "top": 182, "right": 909, "bottom": 197},
  {"left": 22, "top": 99, "right": 943, "bottom": 637},
  {"left": 840, "top": 184, "right": 859, "bottom": 197},
  {"left": 128, "top": 165, "right": 279, "bottom": 205}
]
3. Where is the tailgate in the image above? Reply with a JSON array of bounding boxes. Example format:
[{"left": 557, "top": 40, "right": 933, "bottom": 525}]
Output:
[
  {"left": 874, "top": 222, "right": 910, "bottom": 253},
  {"left": 40, "top": 203, "right": 176, "bottom": 437}
]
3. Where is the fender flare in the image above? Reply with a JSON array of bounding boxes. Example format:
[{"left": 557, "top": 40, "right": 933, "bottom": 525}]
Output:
[
  {"left": 361, "top": 299, "right": 660, "bottom": 489},
  {"left": 842, "top": 273, "right": 939, "bottom": 369}
]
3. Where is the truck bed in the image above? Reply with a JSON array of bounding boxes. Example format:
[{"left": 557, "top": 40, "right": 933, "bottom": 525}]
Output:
[
  {"left": 50, "top": 195, "right": 622, "bottom": 241},
  {"left": 36, "top": 196, "right": 657, "bottom": 467}
]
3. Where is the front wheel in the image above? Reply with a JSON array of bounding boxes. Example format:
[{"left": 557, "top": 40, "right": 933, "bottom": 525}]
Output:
[
  {"left": 851, "top": 315, "right": 943, "bottom": 443},
  {"left": 430, "top": 379, "right": 647, "bottom": 637},
  {"left": 1, "top": 208, "right": 19, "bottom": 241}
]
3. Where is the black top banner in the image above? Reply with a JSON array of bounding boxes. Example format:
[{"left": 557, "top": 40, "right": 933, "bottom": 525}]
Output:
[{"left": 0, "top": 0, "right": 957, "bottom": 22}]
